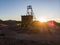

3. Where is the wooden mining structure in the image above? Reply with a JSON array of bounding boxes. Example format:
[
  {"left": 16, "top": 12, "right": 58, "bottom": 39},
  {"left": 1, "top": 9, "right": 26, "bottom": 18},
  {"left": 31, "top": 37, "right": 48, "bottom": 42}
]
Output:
[{"left": 21, "top": 5, "right": 34, "bottom": 29}]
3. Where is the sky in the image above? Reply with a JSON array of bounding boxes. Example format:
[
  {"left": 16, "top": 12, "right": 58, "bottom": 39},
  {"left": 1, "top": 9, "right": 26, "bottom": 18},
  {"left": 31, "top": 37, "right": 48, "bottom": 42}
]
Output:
[{"left": 0, "top": 0, "right": 60, "bottom": 22}]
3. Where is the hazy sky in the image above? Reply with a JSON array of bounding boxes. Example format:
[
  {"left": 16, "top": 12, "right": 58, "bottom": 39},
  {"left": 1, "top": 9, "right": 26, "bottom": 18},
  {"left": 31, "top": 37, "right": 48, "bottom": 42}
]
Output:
[{"left": 0, "top": 0, "right": 60, "bottom": 22}]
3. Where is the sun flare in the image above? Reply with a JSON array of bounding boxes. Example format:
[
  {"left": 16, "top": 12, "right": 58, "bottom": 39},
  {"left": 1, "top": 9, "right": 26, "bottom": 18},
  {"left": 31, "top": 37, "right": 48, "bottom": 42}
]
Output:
[{"left": 38, "top": 17, "right": 47, "bottom": 22}]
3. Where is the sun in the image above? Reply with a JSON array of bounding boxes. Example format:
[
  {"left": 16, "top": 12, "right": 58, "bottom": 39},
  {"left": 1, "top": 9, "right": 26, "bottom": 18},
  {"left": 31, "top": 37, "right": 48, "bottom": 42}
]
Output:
[{"left": 38, "top": 17, "right": 47, "bottom": 22}]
